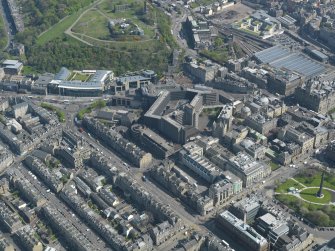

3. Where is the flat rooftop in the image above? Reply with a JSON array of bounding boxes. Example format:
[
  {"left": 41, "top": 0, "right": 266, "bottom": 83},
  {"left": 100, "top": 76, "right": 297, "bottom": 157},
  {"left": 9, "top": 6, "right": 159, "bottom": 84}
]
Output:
[
  {"left": 117, "top": 75, "right": 150, "bottom": 83},
  {"left": 141, "top": 127, "right": 174, "bottom": 151},
  {"left": 58, "top": 81, "right": 103, "bottom": 90},
  {"left": 2, "top": 59, "right": 20, "bottom": 65},
  {"left": 254, "top": 45, "right": 326, "bottom": 78},
  {"left": 90, "top": 70, "right": 111, "bottom": 83},
  {"left": 219, "top": 211, "right": 267, "bottom": 245}
]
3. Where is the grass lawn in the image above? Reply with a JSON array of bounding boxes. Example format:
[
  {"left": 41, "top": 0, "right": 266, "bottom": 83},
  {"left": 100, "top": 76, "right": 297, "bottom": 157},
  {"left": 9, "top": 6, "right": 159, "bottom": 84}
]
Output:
[
  {"left": 72, "top": 9, "right": 110, "bottom": 40},
  {"left": 275, "top": 194, "right": 328, "bottom": 212},
  {"left": 97, "top": 0, "right": 156, "bottom": 38},
  {"left": 71, "top": 73, "right": 90, "bottom": 81},
  {"left": 37, "top": 2, "right": 95, "bottom": 45},
  {"left": 275, "top": 179, "right": 305, "bottom": 193},
  {"left": 201, "top": 107, "right": 222, "bottom": 117},
  {"left": 295, "top": 173, "right": 335, "bottom": 191},
  {"left": 71, "top": 0, "right": 156, "bottom": 46},
  {"left": 300, "top": 188, "right": 333, "bottom": 204},
  {"left": 275, "top": 190, "right": 335, "bottom": 227},
  {"left": 200, "top": 48, "right": 229, "bottom": 64}
]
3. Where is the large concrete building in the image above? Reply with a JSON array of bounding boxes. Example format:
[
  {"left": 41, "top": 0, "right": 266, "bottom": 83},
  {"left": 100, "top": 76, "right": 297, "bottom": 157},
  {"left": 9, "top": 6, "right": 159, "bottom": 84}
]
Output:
[
  {"left": 266, "top": 68, "right": 303, "bottom": 96},
  {"left": 208, "top": 179, "right": 233, "bottom": 206},
  {"left": 49, "top": 69, "right": 112, "bottom": 97},
  {"left": 112, "top": 72, "right": 153, "bottom": 94},
  {"left": 83, "top": 117, "right": 152, "bottom": 168},
  {"left": 217, "top": 211, "right": 268, "bottom": 251},
  {"left": 229, "top": 196, "right": 261, "bottom": 223},
  {"left": 131, "top": 124, "right": 175, "bottom": 159},
  {"left": 295, "top": 77, "right": 335, "bottom": 114},
  {"left": 183, "top": 59, "right": 219, "bottom": 83},
  {"left": 254, "top": 45, "right": 326, "bottom": 80},
  {"left": 255, "top": 213, "right": 289, "bottom": 245},
  {"left": 226, "top": 153, "right": 271, "bottom": 188},
  {"left": 1, "top": 60, "right": 23, "bottom": 75},
  {"left": 185, "top": 16, "right": 217, "bottom": 50},
  {"left": 56, "top": 130, "right": 91, "bottom": 168},
  {"left": 244, "top": 113, "right": 278, "bottom": 135},
  {"left": 179, "top": 142, "right": 222, "bottom": 184},
  {"left": 144, "top": 89, "right": 217, "bottom": 144}
]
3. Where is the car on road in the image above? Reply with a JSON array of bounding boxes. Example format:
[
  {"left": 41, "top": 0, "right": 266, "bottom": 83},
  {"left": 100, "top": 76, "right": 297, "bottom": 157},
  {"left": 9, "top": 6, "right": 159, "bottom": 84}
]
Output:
[{"left": 142, "top": 175, "right": 147, "bottom": 182}]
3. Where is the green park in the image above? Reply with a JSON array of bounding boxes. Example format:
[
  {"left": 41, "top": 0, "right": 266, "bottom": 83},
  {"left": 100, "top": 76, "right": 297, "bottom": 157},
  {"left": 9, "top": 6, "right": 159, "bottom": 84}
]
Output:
[
  {"left": 16, "top": 0, "right": 176, "bottom": 75},
  {"left": 275, "top": 169, "right": 335, "bottom": 227}
]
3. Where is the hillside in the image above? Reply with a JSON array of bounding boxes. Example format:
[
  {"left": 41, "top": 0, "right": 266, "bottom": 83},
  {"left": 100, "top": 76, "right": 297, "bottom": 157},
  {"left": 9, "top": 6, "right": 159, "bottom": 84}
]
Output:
[
  {"left": 25, "top": 36, "right": 170, "bottom": 75},
  {"left": 17, "top": 0, "right": 94, "bottom": 36},
  {"left": 14, "top": 0, "right": 174, "bottom": 75}
]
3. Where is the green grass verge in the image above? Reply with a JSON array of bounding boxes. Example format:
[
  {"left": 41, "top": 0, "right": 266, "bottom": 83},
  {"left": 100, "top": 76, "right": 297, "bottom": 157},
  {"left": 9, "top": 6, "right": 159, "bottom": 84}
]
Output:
[
  {"left": 300, "top": 188, "right": 333, "bottom": 204},
  {"left": 190, "top": 0, "right": 217, "bottom": 8},
  {"left": 275, "top": 179, "right": 304, "bottom": 193},
  {"left": 270, "top": 161, "right": 280, "bottom": 171},
  {"left": 0, "top": 12, "right": 8, "bottom": 50},
  {"left": 22, "top": 66, "right": 41, "bottom": 75},
  {"left": 200, "top": 48, "right": 229, "bottom": 64},
  {"left": 40, "top": 103, "right": 65, "bottom": 122},
  {"left": 238, "top": 28, "right": 260, "bottom": 37},
  {"left": 77, "top": 99, "right": 106, "bottom": 119}
]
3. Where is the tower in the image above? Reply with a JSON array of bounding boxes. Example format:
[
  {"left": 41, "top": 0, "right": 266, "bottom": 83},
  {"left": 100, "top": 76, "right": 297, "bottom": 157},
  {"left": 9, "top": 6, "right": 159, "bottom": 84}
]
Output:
[{"left": 316, "top": 172, "right": 325, "bottom": 198}]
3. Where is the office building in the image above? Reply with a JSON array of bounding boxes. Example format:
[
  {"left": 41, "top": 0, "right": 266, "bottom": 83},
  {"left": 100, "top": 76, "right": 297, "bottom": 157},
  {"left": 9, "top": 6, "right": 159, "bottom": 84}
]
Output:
[
  {"left": 180, "top": 142, "right": 221, "bottom": 183},
  {"left": 83, "top": 117, "right": 152, "bottom": 168},
  {"left": 131, "top": 124, "right": 175, "bottom": 159},
  {"left": 229, "top": 197, "right": 261, "bottom": 223},
  {"left": 217, "top": 211, "right": 268, "bottom": 251},
  {"left": 226, "top": 153, "right": 271, "bottom": 188}
]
